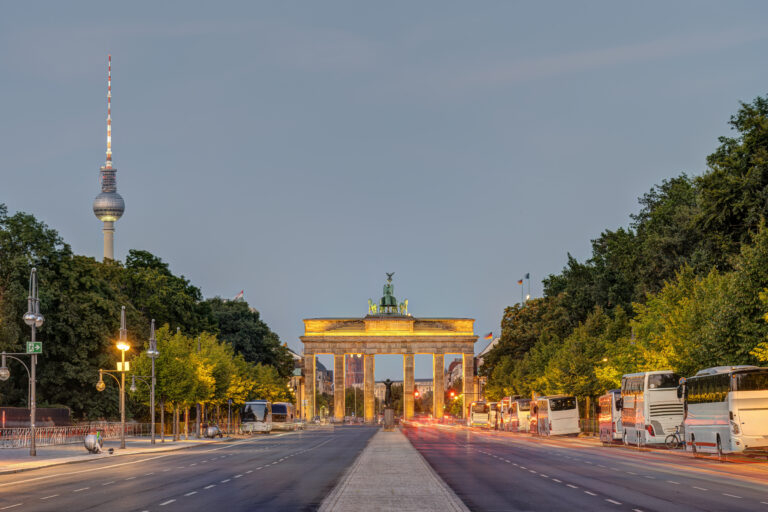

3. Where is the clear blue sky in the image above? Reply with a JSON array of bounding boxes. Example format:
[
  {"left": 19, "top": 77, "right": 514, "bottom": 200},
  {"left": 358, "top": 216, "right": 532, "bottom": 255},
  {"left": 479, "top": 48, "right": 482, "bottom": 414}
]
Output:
[{"left": 2, "top": 2, "right": 767, "bottom": 378}]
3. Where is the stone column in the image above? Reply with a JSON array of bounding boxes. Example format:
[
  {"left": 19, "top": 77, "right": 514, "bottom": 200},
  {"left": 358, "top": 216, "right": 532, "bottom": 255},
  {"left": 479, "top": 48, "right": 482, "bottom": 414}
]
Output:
[
  {"left": 334, "top": 354, "right": 345, "bottom": 422},
  {"left": 433, "top": 353, "right": 444, "bottom": 420},
  {"left": 463, "top": 353, "right": 475, "bottom": 421},
  {"left": 403, "top": 354, "right": 415, "bottom": 420},
  {"left": 303, "top": 355, "right": 316, "bottom": 421},
  {"left": 364, "top": 354, "right": 375, "bottom": 423}
]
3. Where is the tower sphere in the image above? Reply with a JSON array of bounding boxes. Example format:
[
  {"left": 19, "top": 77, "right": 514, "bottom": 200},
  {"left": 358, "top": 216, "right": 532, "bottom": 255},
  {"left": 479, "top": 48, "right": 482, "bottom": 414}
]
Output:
[{"left": 93, "top": 191, "right": 125, "bottom": 222}]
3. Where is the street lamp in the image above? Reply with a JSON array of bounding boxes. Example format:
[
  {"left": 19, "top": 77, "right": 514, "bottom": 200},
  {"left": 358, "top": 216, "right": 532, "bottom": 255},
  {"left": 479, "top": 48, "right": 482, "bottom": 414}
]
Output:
[
  {"left": 147, "top": 319, "right": 159, "bottom": 445},
  {"left": 129, "top": 374, "right": 153, "bottom": 440},
  {"left": 96, "top": 306, "right": 131, "bottom": 449},
  {"left": 22, "top": 268, "right": 44, "bottom": 456}
]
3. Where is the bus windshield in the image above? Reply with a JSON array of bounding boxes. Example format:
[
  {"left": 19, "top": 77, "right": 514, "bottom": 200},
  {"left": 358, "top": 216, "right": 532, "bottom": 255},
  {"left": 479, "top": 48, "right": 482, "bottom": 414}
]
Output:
[
  {"left": 272, "top": 404, "right": 288, "bottom": 415},
  {"left": 472, "top": 404, "right": 489, "bottom": 414},
  {"left": 734, "top": 370, "right": 768, "bottom": 391},
  {"left": 242, "top": 403, "right": 268, "bottom": 422},
  {"left": 550, "top": 397, "right": 576, "bottom": 411},
  {"left": 648, "top": 373, "right": 680, "bottom": 389},
  {"left": 517, "top": 400, "right": 531, "bottom": 411}
]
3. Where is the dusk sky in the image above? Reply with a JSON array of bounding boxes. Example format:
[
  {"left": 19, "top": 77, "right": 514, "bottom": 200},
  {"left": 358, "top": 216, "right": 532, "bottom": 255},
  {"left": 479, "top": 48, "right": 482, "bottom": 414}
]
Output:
[{"left": 2, "top": 2, "right": 768, "bottom": 378}]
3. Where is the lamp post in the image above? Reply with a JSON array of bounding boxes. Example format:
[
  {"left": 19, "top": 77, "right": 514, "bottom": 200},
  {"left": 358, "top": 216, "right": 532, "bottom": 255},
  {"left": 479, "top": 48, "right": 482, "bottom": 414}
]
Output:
[
  {"left": 22, "top": 268, "right": 44, "bottom": 456},
  {"left": 97, "top": 306, "right": 131, "bottom": 449},
  {"left": 147, "top": 320, "right": 159, "bottom": 445},
  {"left": 130, "top": 374, "right": 153, "bottom": 440}
]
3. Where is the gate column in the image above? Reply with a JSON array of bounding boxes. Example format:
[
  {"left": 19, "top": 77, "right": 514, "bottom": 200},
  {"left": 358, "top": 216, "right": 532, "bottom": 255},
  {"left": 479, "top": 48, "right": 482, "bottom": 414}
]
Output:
[
  {"left": 463, "top": 353, "right": 474, "bottom": 420},
  {"left": 333, "top": 354, "right": 345, "bottom": 422},
  {"left": 364, "top": 354, "right": 375, "bottom": 423},
  {"left": 433, "top": 353, "right": 444, "bottom": 420},
  {"left": 303, "top": 354, "right": 316, "bottom": 421},
  {"left": 403, "top": 353, "right": 415, "bottom": 419}
]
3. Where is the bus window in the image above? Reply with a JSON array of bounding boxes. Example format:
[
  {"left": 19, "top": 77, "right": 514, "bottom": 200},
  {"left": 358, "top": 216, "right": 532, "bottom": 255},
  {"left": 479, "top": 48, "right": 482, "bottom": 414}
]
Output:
[
  {"left": 518, "top": 400, "right": 531, "bottom": 411},
  {"left": 734, "top": 370, "right": 768, "bottom": 391},
  {"left": 472, "top": 403, "right": 489, "bottom": 414},
  {"left": 550, "top": 397, "right": 576, "bottom": 411},
  {"left": 242, "top": 402, "right": 268, "bottom": 422},
  {"left": 648, "top": 373, "right": 680, "bottom": 389}
]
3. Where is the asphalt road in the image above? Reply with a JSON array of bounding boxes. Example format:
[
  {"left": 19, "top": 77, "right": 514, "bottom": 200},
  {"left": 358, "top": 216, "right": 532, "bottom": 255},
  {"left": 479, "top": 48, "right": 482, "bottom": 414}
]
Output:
[
  {"left": 403, "top": 423, "right": 768, "bottom": 512},
  {"left": 0, "top": 426, "right": 377, "bottom": 512}
]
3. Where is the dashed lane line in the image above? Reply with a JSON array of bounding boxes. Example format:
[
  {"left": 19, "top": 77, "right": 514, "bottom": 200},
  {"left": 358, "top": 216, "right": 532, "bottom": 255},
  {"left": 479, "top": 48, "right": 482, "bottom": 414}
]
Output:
[
  {"left": 204, "top": 485, "right": 215, "bottom": 489},
  {"left": 159, "top": 499, "right": 176, "bottom": 506},
  {"left": 606, "top": 499, "right": 622, "bottom": 505},
  {"left": 221, "top": 479, "right": 231, "bottom": 483},
  {"left": 184, "top": 491, "right": 197, "bottom": 496},
  {"left": 567, "top": 484, "right": 578, "bottom": 489},
  {"left": 693, "top": 487, "right": 708, "bottom": 491},
  {"left": 723, "top": 493, "right": 742, "bottom": 499},
  {"left": 0, "top": 505, "right": 22, "bottom": 510},
  {"left": 584, "top": 491, "right": 597, "bottom": 496},
  {"left": 102, "top": 481, "right": 115, "bottom": 486},
  {"left": 40, "top": 495, "right": 58, "bottom": 500},
  {"left": 73, "top": 487, "right": 90, "bottom": 492}
]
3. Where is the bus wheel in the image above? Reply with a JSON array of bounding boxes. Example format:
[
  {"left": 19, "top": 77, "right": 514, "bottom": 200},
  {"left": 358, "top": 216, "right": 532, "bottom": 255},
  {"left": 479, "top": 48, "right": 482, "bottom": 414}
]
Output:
[{"left": 717, "top": 436, "right": 726, "bottom": 463}]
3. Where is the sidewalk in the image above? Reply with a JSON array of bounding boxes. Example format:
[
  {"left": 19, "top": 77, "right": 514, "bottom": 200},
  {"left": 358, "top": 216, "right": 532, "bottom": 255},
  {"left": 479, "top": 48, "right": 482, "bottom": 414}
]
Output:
[
  {"left": 319, "top": 428, "right": 469, "bottom": 512},
  {"left": 0, "top": 436, "right": 224, "bottom": 475}
]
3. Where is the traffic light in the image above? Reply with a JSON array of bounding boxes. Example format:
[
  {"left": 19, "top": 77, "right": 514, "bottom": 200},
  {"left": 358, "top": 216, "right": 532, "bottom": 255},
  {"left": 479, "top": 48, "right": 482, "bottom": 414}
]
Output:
[
  {"left": 414, "top": 389, "right": 420, "bottom": 398},
  {"left": 449, "top": 390, "right": 455, "bottom": 399}
]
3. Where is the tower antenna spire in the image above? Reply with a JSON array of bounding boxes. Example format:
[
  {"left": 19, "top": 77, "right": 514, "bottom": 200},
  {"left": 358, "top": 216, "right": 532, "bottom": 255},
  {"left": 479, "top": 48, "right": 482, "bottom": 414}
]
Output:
[{"left": 105, "top": 54, "right": 112, "bottom": 168}]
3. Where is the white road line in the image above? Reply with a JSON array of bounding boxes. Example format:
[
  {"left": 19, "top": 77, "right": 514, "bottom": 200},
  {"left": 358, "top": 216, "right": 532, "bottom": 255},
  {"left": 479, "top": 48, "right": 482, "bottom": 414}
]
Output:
[
  {"left": 584, "top": 491, "right": 597, "bottom": 496},
  {"left": 529, "top": 470, "right": 537, "bottom": 474},
  {"left": 190, "top": 463, "right": 197, "bottom": 466},
  {"left": 204, "top": 485, "right": 215, "bottom": 489},
  {"left": 256, "top": 466, "right": 263, "bottom": 470},
  {"left": 693, "top": 487, "right": 708, "bottom": 491},
  {"left": 567, "top": 484, "right": 578, "bottom": 489},
  {"left": 606, "top": 499, "right": 622, "bottom": 505},
  {"left": 644, "top": 476, "right": 655, "bottom": 479},
  {"left": 667, "top": 480, "right": 680, "bottom": 485},
  {"left": 234, "top": 474, "right": 243, "bottom": 478},
  {"left": 145, "top": 472, "right": 155, "bottom": 476},
  {"left": 552, "top": 479, "right": 562, "bottom": 483},
  {"left": 160, "top": 499, "right": 176, "bottom": 506},
  {"left": 246, "top": 470, "right": 253, "bottom": 474},
  {"left": 633, "top": 509, "right": 644, "bottom": 512},
  {"left": 585, "top": 461, "right": 594, "bottom": 464},
  {"left": 221, "top": 479, "right": 231, "bottom": 483},
  {"left": 597, "top": 464, "right": 607, "bottom": 468},
  {"left": 73, "top": 487, "right": 90, "bottom": 492},
  {"left": 722, "top": 493, "right": 742, "bottom": 499},
  {"left": 163, "top": 468, "right": 171, "bottom": 472},
  {"left": 0, "top": 505, "right": 22, "bottom": 510},
  {"left": 40, "top": 495, "right": 59, "bottom": 500},
  {"left": 102, "top": 481, "right": 115, "bottom": 486},
  {"left": 185, "top": 491, "right": 197, "bottom": 496},
  {"left": 626, "top": 471, "right": 637, "bottom": 475},
  {"left": 520, "top": 466, "right": 527, "bottom": 470},
  {"left": 126, "top": 476, "right": 136, "bottom": 480},
  {"left": 504, "top": 459, "right": 510, "bottom": 463}
]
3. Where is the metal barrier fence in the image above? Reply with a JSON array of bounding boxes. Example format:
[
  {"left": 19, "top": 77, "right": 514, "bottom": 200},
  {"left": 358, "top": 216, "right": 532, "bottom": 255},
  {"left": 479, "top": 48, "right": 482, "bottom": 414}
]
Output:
[
  {"left": 579, "top": 418, "right": 598, "bottom": 436},
  {"left": 0, "top": 423, "right": 152, "bottom": 449}
]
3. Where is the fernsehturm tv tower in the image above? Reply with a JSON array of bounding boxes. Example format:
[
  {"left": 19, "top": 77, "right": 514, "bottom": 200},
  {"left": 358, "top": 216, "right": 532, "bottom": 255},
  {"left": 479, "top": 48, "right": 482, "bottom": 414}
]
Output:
[{"left": 92, "top": 55, "right": 125, "bottom": 261}]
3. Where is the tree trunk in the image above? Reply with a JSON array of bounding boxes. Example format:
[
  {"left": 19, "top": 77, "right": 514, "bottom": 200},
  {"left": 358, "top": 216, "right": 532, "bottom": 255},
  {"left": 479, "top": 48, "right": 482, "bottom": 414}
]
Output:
[
  {"left": 160, "top": 399, "right": 165, "bottom": 443},
  {"left": 184, "top": 406, "right": 189, "bottom": 440}
]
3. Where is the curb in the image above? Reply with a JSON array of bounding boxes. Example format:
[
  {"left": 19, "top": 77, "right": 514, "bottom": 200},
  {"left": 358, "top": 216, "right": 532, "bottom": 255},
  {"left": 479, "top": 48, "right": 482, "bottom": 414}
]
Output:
[{"left": 0, "top": 438, "right": 228, "bottom": 476}]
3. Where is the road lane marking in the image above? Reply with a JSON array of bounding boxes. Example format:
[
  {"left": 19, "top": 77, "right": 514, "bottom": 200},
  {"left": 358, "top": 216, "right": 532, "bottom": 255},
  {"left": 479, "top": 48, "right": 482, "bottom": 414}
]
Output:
[
  {"left": 644, "top": 476, "right": 655, "bottom": 479},
  {"left": 567, "top": 484, "right": 578, "bottom": 489},
  {"left": 126, "top": 476, "right": 136, "bottom": 480},
  {"left": 529, "top": 470, "right": 537, "bottom": 474},
  {"left": 606, "top": 499, "right": 621, "bottom": 505},
  {"left": 185, "top": 491, "right": 197, "bottom": 496},
  {"left": 626, "top": 471, "right": 637, "bottom": 475},
  {"left": 0, "top": 505, "right": 22, "bottom": 510},
  {"left": 552, "top": 479, "right": 562, "bottom": 483},
  {"left": 234, "top": 474, "right": 243, "bottom": 478},
  {"left": 520, "top": 466, "right": 527, "bottom": 469},
  {"left": 40, "top": 495, "right": 58, "bottom": 500},
  {"left": 246, "top": 470, "right": 253, "bottom": 474},
  {"left": 584, "top": 491, "right": 597, "bottom": 496},
  {"left": 540, "top": 474, "right": 549, "bottom": 478},
  {"left": 597, "top": 464, "right": 607, "bottom": 468},
  {"left": 102, "top": 481, "right": 115, "bottom": 486},
  {"left": 190, "top": 463, "right": 197, "bottom": 466},
  {"left": 722, "top": 493, "right": 742, "bottom": 499},
  {"left": 163, "top": 468, "right": 171, "bottom": 472},
  {"left": 667, "top": 480, "right": 680, "bottom": 485},
  {"left": 73, "top": 487, "right": 90, "bottom": 492},
  {"left": 633, "top": 509, "right": 644, "bottom": 512},
  {"left": 204, "top": 485, "right": 215, "bottom": 489},
  {"left": 221, "top": 479, "right": 231, "bottom": 483},
  {"left": 693, "top": 487, "right": 708, "bottom": 491},
  {"left": 145, "top": 472, "right": 155, "bottom": 476},
  {"left": 160, "top": 499, "right": 176, "bottom": 506}
]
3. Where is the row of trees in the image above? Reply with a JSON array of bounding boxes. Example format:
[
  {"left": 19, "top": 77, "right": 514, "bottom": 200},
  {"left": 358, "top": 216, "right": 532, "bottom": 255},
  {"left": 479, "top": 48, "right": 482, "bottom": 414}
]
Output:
[
  {"left": 483, "top": 95, "right": 768, "bottom": 404},
  {"left": 0, "top": 205, "right": 293, "bottom": 420}
]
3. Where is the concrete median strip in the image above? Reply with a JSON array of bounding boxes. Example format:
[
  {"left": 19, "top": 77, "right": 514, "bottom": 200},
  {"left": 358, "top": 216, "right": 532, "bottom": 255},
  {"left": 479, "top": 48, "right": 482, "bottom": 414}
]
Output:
[{"left": 319, "top": 428, "right": 469, "bottom": 512}]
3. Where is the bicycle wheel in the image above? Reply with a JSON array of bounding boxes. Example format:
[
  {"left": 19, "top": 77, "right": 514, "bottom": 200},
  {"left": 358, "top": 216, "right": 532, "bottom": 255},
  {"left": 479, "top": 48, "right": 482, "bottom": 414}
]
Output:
[{"left": 665, "top": 433, "right": 678, "bottom": 449}]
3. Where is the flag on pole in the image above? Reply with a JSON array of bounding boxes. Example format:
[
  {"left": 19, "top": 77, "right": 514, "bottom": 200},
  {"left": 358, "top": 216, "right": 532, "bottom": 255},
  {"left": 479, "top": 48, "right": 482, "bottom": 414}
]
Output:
[
  {"left": 234, "top": 290, "right": 244, "bottom": 301},
  {"left": 517, "top": 279, "right": 523, "bottom": 285},
  {"left": 525, "top": 273, "right": 530, "bottom": 279},
  {"left": 484, "top": 332, "right": 493, "bottom": 340}
]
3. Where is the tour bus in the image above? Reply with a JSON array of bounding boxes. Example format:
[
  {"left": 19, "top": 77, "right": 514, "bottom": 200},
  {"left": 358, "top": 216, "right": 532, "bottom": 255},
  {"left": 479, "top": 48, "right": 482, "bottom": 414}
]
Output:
[
  {"left": 509, "top": 398, "right": 533, "bottom": 433},
  {"left": 469, "top": 401, "right": 490, "bottom": 428},
  {"left": 533, "top": 395, "right": 580, "bottom": 436},
  {"left": 681, "top": 366, "right": 768, "bottom": 458},
  {"left": 620, "top": 371, "right": 683, "bottom": 446},
  {"left": 241, "top": 400, "right": 272, "bottom": 434},
  {"left": 271, "top": 402, "right": 299, "bottom": 431},
  {"left": 598, "top": 389, "right": 623, "bottom": 444}
]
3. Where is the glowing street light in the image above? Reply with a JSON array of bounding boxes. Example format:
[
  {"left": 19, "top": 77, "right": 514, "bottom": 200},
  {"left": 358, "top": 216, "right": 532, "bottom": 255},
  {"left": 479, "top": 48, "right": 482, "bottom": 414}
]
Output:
[{"left": 96, "top": 306, "right": 131, "bottom": 449}]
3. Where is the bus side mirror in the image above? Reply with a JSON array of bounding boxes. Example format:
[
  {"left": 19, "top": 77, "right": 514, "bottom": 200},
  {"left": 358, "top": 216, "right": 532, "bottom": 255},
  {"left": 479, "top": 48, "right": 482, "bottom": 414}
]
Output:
[{"left": 615, "top": 398, "right": 622, "bottom": 410}]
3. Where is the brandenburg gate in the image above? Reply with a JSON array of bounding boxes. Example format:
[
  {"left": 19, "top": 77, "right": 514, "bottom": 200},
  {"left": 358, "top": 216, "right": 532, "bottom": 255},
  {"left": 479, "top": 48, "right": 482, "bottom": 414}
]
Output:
[{"left": 300, "top": 274, "right": 477, "bottom": 422}]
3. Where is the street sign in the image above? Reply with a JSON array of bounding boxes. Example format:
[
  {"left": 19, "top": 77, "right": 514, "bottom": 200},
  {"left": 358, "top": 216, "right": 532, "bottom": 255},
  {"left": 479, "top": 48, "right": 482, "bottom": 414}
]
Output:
[{"left": 26, "top": 341, "right": 43, "bottom": 354}]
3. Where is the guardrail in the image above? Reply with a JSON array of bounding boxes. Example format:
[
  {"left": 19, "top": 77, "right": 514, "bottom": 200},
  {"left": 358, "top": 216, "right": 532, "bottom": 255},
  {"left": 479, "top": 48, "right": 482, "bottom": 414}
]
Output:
[{"left": 0, "top": 423, "right": 153, "bottom": 449}]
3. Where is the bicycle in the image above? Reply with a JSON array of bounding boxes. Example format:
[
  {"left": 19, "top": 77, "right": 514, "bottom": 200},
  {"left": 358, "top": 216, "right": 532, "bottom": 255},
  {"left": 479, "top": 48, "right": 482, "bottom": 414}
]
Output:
[{"left": 665, "top": 425, "right": 685, "bottom": 450}]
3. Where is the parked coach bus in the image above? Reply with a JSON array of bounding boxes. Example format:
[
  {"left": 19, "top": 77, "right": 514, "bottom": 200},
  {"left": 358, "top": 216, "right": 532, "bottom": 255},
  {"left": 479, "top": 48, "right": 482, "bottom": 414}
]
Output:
[
  {"left": 620, "top": 371, "right": 683, "bottom": 446},
  {"left": 241, "top": 400, "right": 272, "bottom": 434},
  {"left": 534, "top": 395, "right": 580, "bottom": 436},
  {"left": 271, "top": 402, "right": 298, "bottom": 431},
  {"left": 681, "top": 366, "right": 768, "bottom": 459},
  {"left": 599, "top": 389, "right": 623, "bottom": 444},
  {"left": 469, "top": 401, "right": 490, "bottom": 428},
  {"left": 509, "top": 398, "right": 533, "bottom": 433}
]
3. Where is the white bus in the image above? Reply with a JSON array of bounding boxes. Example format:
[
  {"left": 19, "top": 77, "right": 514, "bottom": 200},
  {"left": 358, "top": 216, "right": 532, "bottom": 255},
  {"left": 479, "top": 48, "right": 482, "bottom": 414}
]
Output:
[
  {"left": 469, "top": 401, "right": 490, "bottom": 428},
  {"left": 682, "top": 366, "right": 768, "bottom": 458},
  {"left": 620, "top": 371, "right": 683, "bottom": 446},
  {"left": 534, "top": 395, "right": 580, "bottom": 436},
  {"left": 271, "top": 402, "right": 300, "bottom": 431},
  {"left": 241, "top": 400, "right": 272, "bottom": 434},
  {"left": 509, "top": 398, "right": 532, "bottom": 433},
  {"left": 599, "top": 389, "right": 622, "bottom": 444}
]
